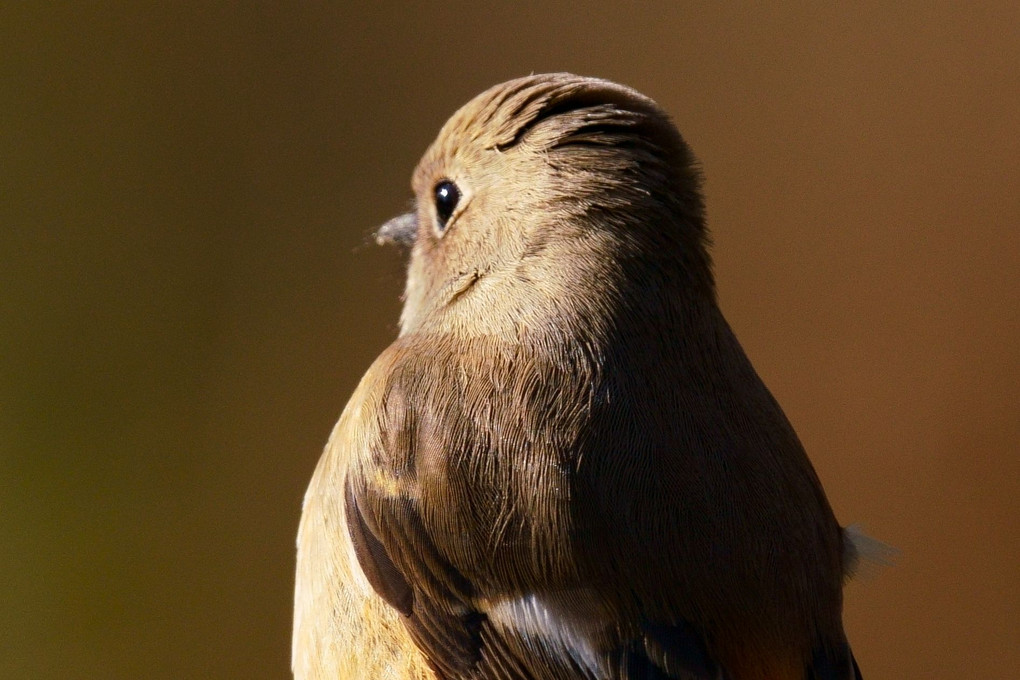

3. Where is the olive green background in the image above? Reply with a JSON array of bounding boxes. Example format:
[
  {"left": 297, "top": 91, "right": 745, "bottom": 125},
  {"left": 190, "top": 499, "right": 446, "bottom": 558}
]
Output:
[{"left": 2, "top": 3, "right": 1017, "bottom": 679}]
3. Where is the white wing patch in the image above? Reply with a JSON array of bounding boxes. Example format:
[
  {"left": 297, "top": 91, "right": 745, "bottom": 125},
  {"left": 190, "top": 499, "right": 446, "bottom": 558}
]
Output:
[{"left": 484, "top": 592, "right": 608, "bottom": 677}]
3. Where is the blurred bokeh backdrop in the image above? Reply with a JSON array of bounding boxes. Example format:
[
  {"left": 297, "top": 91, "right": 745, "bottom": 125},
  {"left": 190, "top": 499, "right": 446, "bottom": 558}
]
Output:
[{"left": 2, "top": 3, "right": 1017, "bottom": 679}]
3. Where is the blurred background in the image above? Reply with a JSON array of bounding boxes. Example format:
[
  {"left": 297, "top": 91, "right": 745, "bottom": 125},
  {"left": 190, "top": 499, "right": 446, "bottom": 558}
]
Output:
[{"left": 2, "top": 3, "right": 1017, "bottom": 679}]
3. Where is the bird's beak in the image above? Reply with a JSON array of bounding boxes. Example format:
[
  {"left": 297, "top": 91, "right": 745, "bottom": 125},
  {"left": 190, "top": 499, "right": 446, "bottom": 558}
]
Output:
[{"left": 375, "top": 212, "right": 418, "bottom": 248}]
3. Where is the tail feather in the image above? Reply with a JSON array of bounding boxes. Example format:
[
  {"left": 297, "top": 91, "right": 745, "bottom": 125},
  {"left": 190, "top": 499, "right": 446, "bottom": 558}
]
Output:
[{"left": 843, "top": 525, "right": 897, "bottom": 581}]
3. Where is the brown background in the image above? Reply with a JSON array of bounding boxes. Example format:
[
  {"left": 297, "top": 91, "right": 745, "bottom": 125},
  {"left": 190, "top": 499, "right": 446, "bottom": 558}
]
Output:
[{"left": 2, "top": 3, "right": 1017, "bottom": 679}]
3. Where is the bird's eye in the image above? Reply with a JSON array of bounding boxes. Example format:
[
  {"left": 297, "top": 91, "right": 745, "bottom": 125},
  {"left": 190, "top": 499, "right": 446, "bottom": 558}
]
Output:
[{"left": 433, "top": 180, "right": 460, "bottom": 233}]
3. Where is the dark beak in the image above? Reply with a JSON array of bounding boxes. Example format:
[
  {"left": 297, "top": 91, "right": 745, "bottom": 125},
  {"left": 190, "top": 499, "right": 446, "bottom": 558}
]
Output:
[{"left": 375, "top": 212, "right": 418, "bottom": 248}]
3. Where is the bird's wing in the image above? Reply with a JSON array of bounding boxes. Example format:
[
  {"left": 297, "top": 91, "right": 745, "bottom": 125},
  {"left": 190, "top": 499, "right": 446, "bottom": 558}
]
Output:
[
  {"left": 344, "top": 466, "right": 494, "bottom": 678},
  {"left": 342, "top": 348, "right": 585, "bottom": 678},
  {"left": 346, "top": 463, "right": 727, "bottom": 680},
  {"left": 339, "top": 340, "right": 728, "bottom": 680}
]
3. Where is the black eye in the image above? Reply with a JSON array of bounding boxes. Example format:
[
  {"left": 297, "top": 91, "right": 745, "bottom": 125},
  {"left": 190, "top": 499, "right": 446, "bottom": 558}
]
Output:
[{"left": 433, "top": 180, "right": 460, "bottom": 232}]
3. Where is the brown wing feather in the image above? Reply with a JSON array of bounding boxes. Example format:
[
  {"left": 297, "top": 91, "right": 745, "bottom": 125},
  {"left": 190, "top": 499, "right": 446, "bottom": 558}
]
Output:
[
  {"left": 344, "top": 477, "right": 414, "bottom": 616},
  {"left": 343, "top": 334, "right": 743, "bottom": 680}
]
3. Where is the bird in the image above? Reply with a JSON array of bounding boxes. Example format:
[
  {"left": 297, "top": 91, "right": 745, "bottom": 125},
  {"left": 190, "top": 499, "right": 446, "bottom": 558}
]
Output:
[{"left": 293, "top": 73, "right": 881, "bottom": 680}]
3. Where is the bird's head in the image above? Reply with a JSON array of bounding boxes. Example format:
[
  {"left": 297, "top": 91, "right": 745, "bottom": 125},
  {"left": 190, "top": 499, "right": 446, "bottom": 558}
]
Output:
[{"left": 377, "top": 73, "right": 714, "bottom": 339}]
